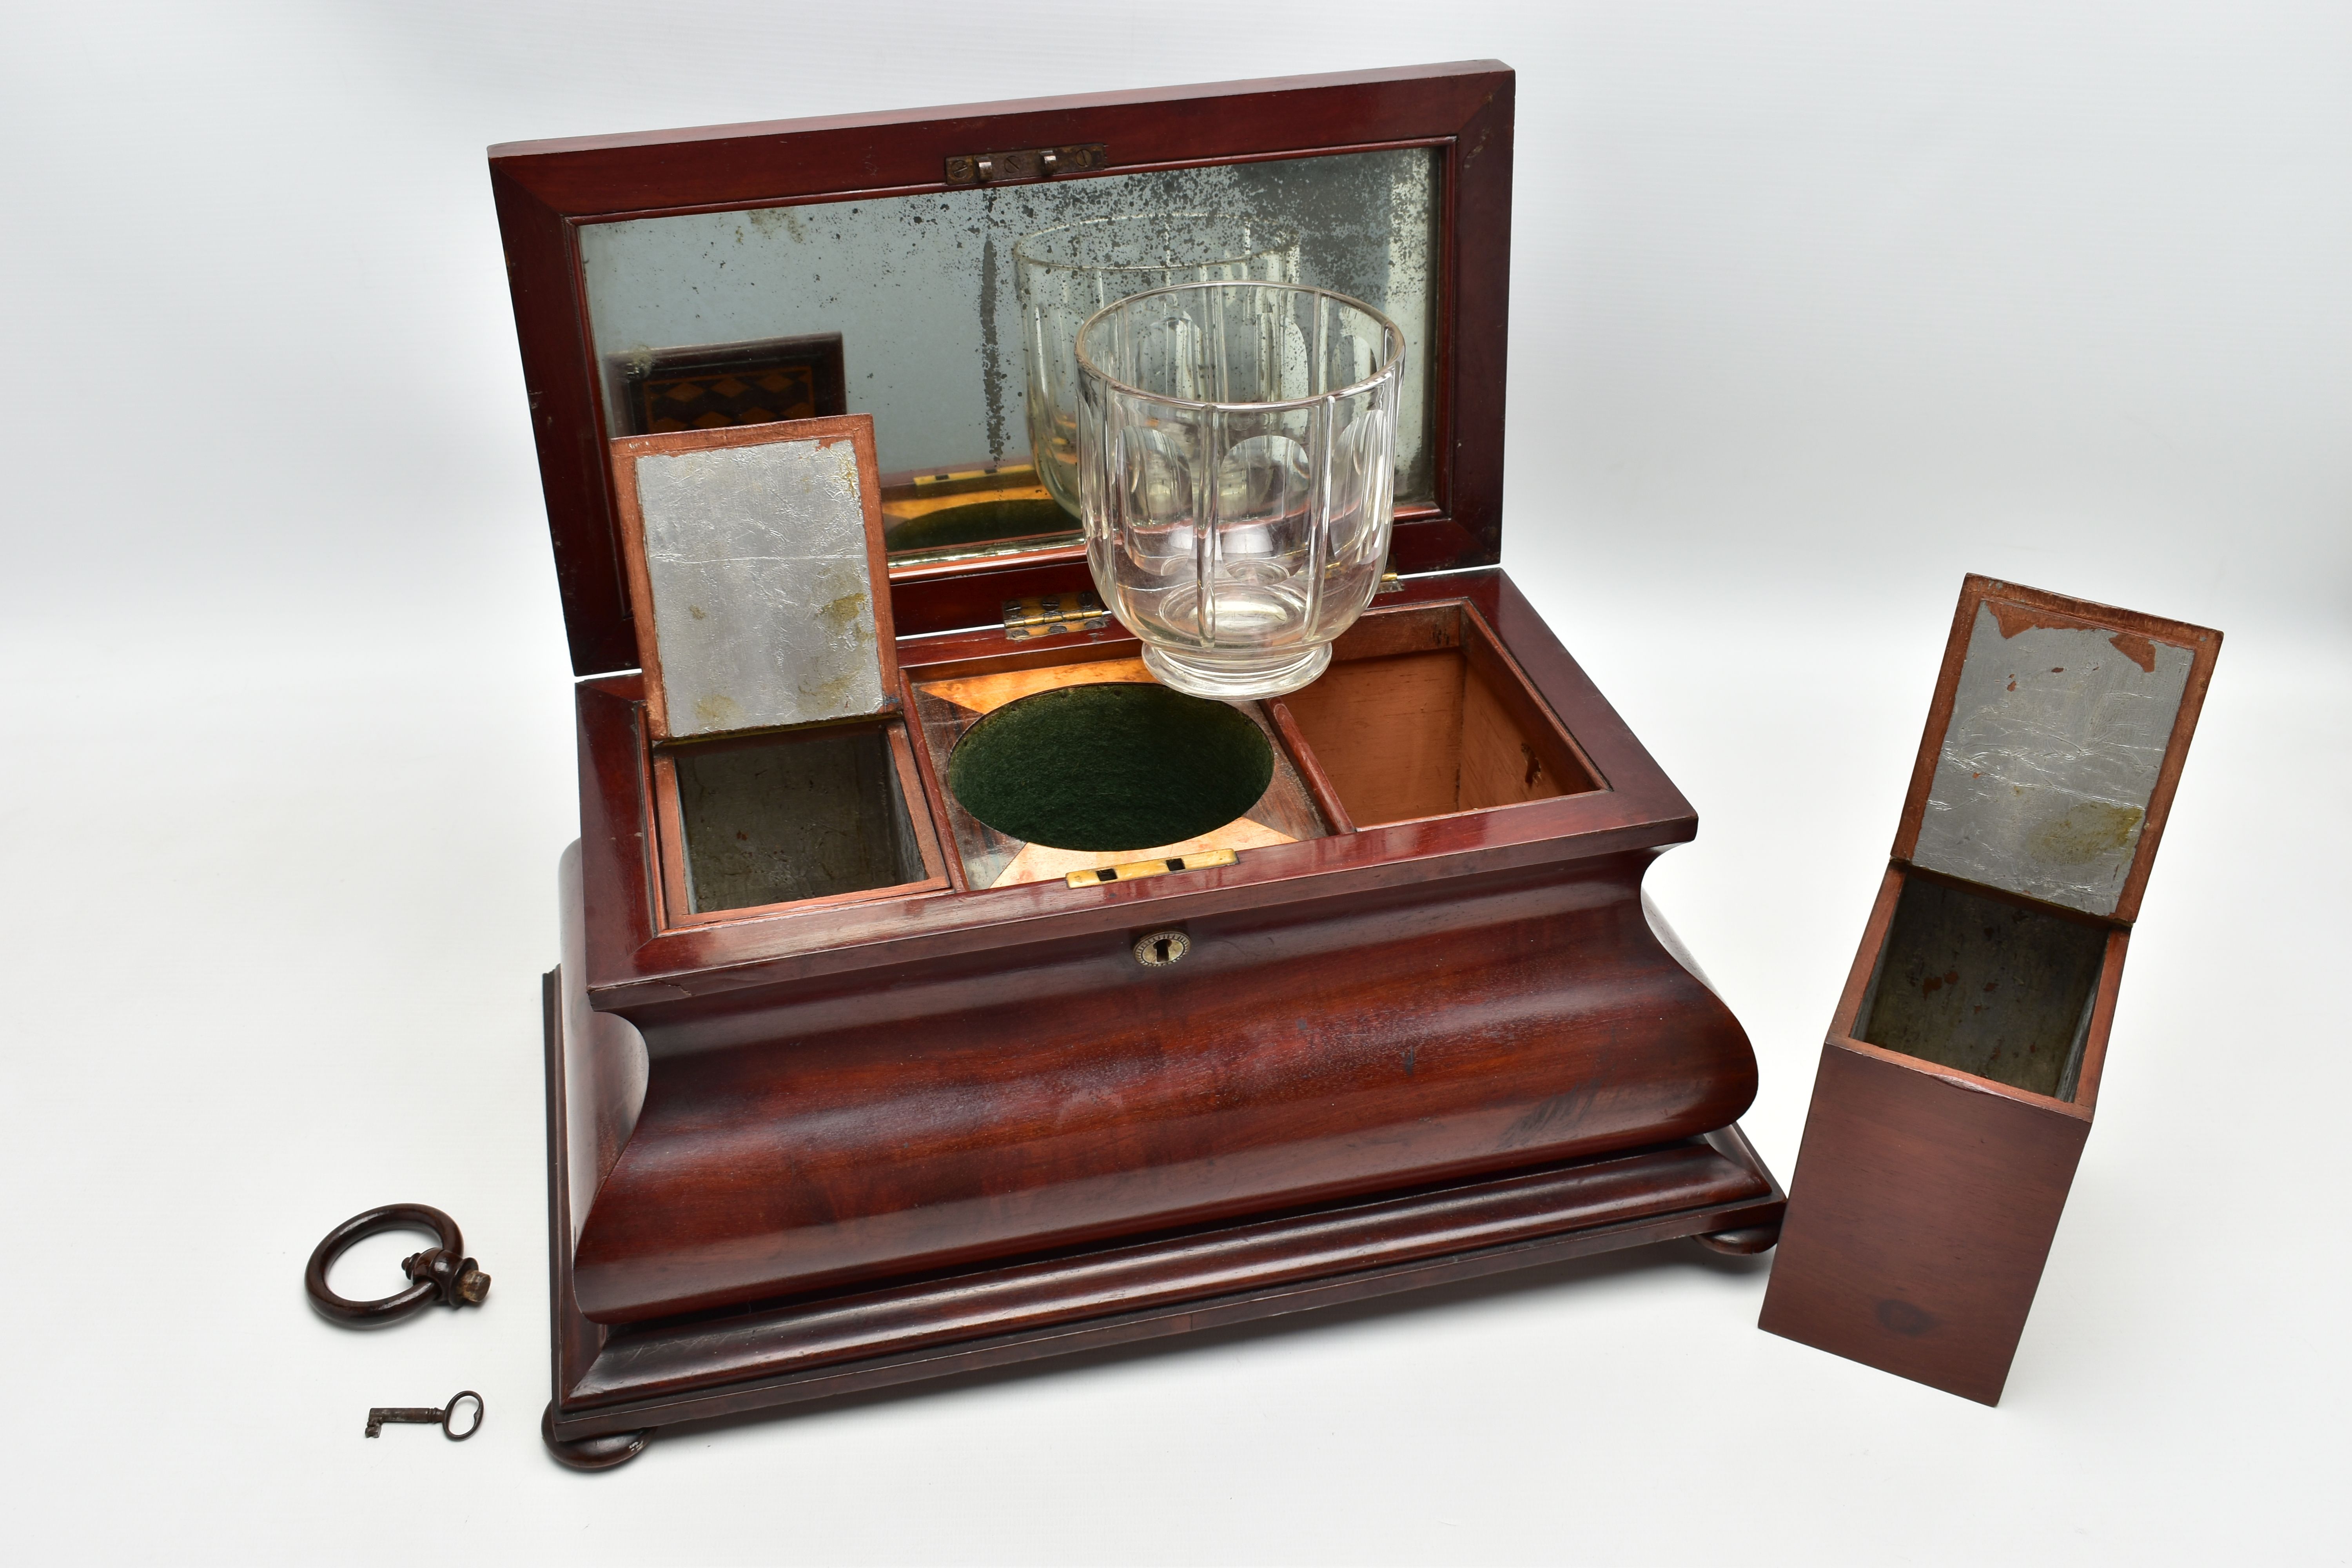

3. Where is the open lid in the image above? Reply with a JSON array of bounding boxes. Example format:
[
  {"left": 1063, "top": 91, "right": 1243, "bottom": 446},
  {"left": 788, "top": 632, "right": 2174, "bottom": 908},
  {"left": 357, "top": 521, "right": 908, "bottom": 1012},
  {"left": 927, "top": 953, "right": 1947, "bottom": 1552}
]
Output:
[
  {"left": 1892, "top": 574, "right": 2220, "bottom": 923},
  {"left": 610, "top": 416, "right": 897, "bottom": 744},
  {"left": 490, "top": 62, "right": 1515, "bottom": 675}
]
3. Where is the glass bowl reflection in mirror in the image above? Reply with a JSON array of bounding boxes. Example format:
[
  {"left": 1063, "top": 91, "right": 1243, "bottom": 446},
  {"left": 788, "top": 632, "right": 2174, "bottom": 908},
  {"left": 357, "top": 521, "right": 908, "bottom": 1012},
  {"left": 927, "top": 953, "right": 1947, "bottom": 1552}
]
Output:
[
  {"left": 574, "top": 147, "right": 1440, "bottom": 566},
  {"left": 1016, "top": 213, "right": 1300, "bottom": 522}
]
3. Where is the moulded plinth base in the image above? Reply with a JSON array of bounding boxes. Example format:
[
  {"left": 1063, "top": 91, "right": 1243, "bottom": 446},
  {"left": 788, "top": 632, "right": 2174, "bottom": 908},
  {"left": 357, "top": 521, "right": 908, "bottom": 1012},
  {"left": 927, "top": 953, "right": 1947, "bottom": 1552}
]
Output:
[{"left": 540, "top": 968, "right": 1785, "bottom": 1467}]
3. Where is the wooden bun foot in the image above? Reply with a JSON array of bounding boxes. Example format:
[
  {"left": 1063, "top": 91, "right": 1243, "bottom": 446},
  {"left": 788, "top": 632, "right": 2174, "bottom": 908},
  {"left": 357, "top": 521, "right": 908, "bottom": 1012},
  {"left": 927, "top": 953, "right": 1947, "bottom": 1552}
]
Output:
[
  {"left": 542, "top": 1404, "right": 652, "bottom": 1470},
  {"left": 1695, "top": 1223, "right": 1780, "bottom": 1256}
]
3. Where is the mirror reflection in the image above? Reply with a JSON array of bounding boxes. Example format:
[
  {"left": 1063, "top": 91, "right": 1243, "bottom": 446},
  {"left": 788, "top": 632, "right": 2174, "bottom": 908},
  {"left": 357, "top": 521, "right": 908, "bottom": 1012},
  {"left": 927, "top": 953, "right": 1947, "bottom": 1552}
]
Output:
[{"left": 579, "top": 147, "right": 1441, "bottom": 561}]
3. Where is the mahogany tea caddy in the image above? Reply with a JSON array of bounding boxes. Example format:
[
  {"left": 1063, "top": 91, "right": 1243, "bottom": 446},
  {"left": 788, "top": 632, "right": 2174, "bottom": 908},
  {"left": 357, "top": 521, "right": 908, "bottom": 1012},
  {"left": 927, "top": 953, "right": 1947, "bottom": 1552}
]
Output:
[
  {"left": 1759, "top": 574, "right": 2220, "bottom": 1403},
  {"left": 492, "top": 61, "right": 1786, "bottom": 1468}
]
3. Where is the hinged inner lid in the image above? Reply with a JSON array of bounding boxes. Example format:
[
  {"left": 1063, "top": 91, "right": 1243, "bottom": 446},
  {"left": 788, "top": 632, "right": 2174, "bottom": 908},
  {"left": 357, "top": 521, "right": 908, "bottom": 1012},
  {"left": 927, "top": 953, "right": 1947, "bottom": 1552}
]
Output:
[
  {"left": 1893, "top": 575, "right": 2220, "bottom": 923},
  {"left": 610, "top": 416, "right": 897, "bottom": 744}
]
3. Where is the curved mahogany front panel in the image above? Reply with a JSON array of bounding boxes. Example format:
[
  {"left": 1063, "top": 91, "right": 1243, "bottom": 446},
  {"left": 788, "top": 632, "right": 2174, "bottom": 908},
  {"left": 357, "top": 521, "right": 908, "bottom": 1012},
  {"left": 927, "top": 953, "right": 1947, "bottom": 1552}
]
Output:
[{"left": 572, "top": 853, "right": 1754, "bottom": 1324}]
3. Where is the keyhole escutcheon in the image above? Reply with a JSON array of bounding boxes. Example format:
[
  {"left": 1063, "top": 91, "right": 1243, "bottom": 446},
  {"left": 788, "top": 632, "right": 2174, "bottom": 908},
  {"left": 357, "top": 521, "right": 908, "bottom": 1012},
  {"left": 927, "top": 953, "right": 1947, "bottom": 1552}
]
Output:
[{"left": 1133, "top": 929, "right": 1191, "bottom": 967}]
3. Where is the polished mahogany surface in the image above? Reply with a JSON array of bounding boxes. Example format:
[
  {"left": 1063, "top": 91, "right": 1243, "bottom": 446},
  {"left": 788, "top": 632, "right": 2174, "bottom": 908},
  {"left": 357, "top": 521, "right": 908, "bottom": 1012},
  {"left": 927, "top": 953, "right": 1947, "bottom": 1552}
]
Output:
[
  {"left": 1759, "top": 1041, "right": 2093, "bottom": 1405},
  {"left": 1760, "top": 575, "right": 2216, "bottom": 1403},
  {"left": 543, "top": 955, "right": 1784, "bottom": 1442},
  {"left": 557, "top": 565, "right": 1759, "bottom": 1328},
  {"left": 515, "top": 64, "right": 1782, "bottom": 1458},
  {"left": 572, "top": 572, "right": 1702, "bottom": 1012},
  {"left": 1761, "top": 860, "right": 2127, "bottom": 1405},
  {"left": 542, "top": 572, "right": 1778, "bottom": 1449},
  {"left": 572, "top": 849, "right": 1756, "bottom": 1323}
]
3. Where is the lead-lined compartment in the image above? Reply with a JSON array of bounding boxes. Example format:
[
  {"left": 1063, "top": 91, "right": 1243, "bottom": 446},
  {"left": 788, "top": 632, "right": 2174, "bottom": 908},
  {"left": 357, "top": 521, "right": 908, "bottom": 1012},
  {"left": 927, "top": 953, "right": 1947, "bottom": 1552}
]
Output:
[
  {"left": 649, "top": 719, "right": 947, "bottom": 921},
  {"left": 1856, "top": 871, "right": 2113, "bottom": 1102}
]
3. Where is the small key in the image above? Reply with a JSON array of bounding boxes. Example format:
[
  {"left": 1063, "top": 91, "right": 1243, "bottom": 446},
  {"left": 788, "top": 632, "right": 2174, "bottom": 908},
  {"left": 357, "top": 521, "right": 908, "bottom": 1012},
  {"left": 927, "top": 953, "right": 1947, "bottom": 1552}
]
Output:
[{"left": 364, "top": 1390, "right": 483, "bottom": 1441}]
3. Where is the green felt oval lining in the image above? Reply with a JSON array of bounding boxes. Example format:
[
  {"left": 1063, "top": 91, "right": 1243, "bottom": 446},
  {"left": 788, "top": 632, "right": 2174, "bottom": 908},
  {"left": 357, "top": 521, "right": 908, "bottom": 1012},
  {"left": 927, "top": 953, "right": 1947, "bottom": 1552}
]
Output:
[{"left": 946, "top": 682, "right": 1272, "bottom": 852}]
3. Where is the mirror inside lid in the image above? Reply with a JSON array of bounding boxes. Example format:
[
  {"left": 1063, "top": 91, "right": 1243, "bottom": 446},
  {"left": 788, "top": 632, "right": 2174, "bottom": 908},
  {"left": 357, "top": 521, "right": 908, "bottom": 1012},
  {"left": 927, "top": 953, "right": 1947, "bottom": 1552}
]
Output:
[
  {"left": 579, "top": 148, "right": 1441, "bottom": 565},
  {"left": 611, "top": 415, "right": 897, "bottom": 744},
  {"left": 490, "top": 62, "right": 1516, "bottom": 677},
  {"left": 1899, "top": 576, "right": 2220, "bottom": 922}
]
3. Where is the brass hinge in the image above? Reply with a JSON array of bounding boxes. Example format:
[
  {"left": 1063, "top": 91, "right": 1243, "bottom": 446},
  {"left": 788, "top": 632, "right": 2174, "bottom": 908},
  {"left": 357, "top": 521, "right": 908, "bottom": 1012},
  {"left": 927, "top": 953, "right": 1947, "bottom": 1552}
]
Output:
[
  {"left": 1002, "top": 591, "right": 1110, "bottom": 640},
  {"left": 945, "top": 144, "right": 1108, "bottom": 187}
]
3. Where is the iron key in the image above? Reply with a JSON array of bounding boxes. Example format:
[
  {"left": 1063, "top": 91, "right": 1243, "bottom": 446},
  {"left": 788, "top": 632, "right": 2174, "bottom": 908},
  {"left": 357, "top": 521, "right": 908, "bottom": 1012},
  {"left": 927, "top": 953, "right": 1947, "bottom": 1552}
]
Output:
[{"left": 364, "top": 1390, "right": 483, "bottom": 1440}]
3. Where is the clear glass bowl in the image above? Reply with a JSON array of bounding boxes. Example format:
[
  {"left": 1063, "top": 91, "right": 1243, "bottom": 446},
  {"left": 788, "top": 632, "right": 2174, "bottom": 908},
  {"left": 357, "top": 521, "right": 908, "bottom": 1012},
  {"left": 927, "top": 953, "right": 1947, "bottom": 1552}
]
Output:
[
  {"left": 1076, "top": 281, "right": 1404, "bottom": 701},
  {"left": 1016, "top": 215, "right": 1299, "bottom": 522}
]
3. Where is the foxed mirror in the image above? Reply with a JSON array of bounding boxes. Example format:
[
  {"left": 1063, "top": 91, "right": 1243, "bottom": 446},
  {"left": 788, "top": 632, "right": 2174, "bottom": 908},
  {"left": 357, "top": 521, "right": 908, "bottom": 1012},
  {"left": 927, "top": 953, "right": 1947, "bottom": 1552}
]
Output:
[{"left": 577, "top": 148, "right": 1442, "bottom": 565}]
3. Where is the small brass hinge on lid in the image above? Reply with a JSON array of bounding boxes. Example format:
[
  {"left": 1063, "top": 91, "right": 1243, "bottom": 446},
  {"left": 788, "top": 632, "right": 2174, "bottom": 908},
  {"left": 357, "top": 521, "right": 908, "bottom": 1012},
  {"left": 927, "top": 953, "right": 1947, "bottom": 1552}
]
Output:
[
  {"left": 945, "top": 144, "right": 1109, "bottom": 187},
  {"left": 1002, "top": 591, "right": 1110, "bottom": 640}
]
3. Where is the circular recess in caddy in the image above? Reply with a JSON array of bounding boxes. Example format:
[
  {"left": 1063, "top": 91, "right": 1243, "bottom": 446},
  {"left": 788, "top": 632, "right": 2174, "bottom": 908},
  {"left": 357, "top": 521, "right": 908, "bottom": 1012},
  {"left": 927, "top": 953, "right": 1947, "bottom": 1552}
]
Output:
[{"left": 946, "top": 682, "right": 1272, "bottom": 852}]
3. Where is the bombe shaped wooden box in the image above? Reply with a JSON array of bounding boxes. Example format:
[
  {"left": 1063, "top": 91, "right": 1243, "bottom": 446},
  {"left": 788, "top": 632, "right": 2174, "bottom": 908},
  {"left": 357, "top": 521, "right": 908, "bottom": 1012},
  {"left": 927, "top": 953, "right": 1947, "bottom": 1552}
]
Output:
[{"left": 492, "top": 62, "right": 1786, "bottom": 1466}]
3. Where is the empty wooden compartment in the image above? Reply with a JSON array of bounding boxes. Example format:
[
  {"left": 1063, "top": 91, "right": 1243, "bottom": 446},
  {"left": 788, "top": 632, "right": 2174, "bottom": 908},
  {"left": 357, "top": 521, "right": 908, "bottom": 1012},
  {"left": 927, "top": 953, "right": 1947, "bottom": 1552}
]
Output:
[
  {"left": 659, "top": 725, "right": 936, "bottom": 915},
  {"left": 1759, "top": 574, "right": 2220, "bottom": 1404},
  {"left": 1276, "top": 603, "right": 1603, "bottom": 829}
]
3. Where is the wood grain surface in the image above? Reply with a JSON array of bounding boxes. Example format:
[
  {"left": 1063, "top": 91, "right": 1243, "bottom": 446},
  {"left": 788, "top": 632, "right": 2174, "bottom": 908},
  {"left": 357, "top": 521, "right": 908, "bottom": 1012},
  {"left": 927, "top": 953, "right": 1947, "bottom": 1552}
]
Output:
[
  {"left": 544, "top": 952, "right": 1784, "bottom": 1440},
  {"left": 514, "top": 66, "right": 1785, "bottom": 1447},
  {"left": 1760, "top": 572, "right": 2220, "bottom": 1403},
  {"left": 572, "top": 848, "right": 1757, "bottom": 1322},
  {"left": 1759, "top": 1041, "right": 2092, "bottom": 1404}
]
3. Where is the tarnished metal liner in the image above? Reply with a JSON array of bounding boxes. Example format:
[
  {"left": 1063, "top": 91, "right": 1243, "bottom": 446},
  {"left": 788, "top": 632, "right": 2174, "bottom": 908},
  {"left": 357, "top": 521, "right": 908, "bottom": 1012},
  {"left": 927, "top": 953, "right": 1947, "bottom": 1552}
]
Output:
[
  {"left": 631, "top": 436, "right": 886, "bottom": 739},
  {"left": 1914, "top": 602, "right": 2195, "bottom": 916}
]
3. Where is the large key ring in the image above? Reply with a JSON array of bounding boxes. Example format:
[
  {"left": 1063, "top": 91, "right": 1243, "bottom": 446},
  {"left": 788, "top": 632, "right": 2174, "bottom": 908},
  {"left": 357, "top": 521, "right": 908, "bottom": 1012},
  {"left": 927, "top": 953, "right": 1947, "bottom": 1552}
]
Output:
[{"left": 306, "top": 1203, "right": 491, "bottom": 1325}]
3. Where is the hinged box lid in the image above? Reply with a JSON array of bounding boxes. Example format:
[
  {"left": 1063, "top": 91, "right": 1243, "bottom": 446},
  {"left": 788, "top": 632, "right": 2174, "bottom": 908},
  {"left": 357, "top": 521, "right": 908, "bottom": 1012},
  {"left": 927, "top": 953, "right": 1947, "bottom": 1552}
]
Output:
[
  {"left": 1891, "top": 574, "right": 2221, "bottom": 922},
  {"left": 609, "top": 416, "right": 896, "bottom": 744},
  {"left": 490, "top": 61, "right": 1516, "bottom": 675}
]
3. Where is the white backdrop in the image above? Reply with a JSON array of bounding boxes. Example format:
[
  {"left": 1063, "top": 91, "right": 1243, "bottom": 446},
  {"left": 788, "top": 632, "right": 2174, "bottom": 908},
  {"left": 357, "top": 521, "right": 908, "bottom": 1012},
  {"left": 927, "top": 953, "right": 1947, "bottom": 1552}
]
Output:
[{"left": 2, "top": 3, "right": 2345, "bottom": 1563}]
